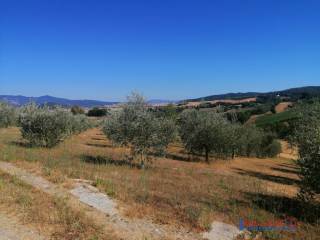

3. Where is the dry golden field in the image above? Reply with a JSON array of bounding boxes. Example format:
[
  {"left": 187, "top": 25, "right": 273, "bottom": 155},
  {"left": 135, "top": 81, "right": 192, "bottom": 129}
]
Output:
[{"left": 0, "top": 127, "right": 319, "bottom": 239}]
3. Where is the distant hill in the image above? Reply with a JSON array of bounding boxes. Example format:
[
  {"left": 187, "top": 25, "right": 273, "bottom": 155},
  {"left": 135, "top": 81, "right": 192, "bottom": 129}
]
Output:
[
  {"left": 0, "top": 95, "right": 118, "bottom": 108},
  {"left": 147, "top": 99, "right": 178, "bottom": 106},
  {"left": 185, "top": 86, "right": 320, "bottom": 102}
]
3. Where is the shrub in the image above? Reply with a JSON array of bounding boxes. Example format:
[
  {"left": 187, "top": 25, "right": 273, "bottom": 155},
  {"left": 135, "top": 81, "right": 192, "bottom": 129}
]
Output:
[
  {"left": 262, "top": 139, "right": 282, "bottom": 157},
  {"left": 71, "top": 105, "right": 85, "bottom": 115},
  {"left": 87, "top": 107, "right": 108, "bottom": 117},
  {"left": 69, "top": 114, "right": 92, "bottom": 134},
  {"left": 226, "top": 110, "right": 251, "bottom": 124},
  {"left": 103, "top": 92, "right": 176, "bottom": 167},
  {"left": 0, "top": 102, "right": 17, "bottom": 128},
  {"left": 19, "top": 104, "right": 91, "bottom": 147}
]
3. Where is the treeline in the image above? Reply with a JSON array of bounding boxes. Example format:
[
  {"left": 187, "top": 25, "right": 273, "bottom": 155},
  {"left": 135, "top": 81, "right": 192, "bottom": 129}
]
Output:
[
  {"left": 179, "top": 110, "right": 281, "bottom": 162},
  {"left": 71, "top": 105, "right": 108, "bottom": 117},
  {"left": 103, "top": 93, "right": 281, "bottom": 166}
]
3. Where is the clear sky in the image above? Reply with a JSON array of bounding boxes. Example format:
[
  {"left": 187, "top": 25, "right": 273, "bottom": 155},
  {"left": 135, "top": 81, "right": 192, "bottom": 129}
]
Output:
[{"left": 1, "top": 0, "right": 320, "bottom": 101}]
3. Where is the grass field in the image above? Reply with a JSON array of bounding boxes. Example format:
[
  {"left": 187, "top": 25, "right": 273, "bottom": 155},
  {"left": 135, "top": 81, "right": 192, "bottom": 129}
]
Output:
[{"left": 0, "top": 127, "right": 319, "bottom": 239}]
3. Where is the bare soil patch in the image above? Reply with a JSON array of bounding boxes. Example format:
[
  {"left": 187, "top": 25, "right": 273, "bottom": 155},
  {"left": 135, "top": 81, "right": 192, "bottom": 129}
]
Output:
[{"left": 275, "top": 102, "right": 293, "bottom": 113}]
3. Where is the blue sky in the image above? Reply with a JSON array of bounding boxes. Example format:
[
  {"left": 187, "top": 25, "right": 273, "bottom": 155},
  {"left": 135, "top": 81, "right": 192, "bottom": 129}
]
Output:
[{"left": 1, "top": 0, "right": 320, "bottom": 101}]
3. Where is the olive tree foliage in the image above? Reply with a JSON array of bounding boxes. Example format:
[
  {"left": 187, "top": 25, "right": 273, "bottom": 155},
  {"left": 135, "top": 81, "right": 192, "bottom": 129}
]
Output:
[
  {"left": 178, "top": 109, "right": 232, "bottom": 162},
  {"left": 19, "top": 103, "right": 91, "bottom": 147},
  {"left": 178, "top": 109, "right": 281, "bottom": 162},
  {"left": 103, "top": 93, "right": 176, "bottom": 167},
  {"left": 237, "top": 125, "right": 281, "bottom": 158},
  {"left": 292, "top": 102, "right": 320, "bottom": 202},
  {"left": 0, "top": 102, "right": 17, "bottom": 128}
]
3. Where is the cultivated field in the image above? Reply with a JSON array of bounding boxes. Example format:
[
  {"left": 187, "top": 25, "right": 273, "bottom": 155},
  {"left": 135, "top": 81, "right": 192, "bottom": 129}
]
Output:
[
  {"left": 184, "top": 97, "right": 257, "bottom": 107},
  {"left": 0, "top": 127, "right": 319, "bottom": 239}
]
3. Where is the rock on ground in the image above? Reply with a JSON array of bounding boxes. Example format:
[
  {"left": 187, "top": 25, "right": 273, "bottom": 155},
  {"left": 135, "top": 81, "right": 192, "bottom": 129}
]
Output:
[
  {"left": 203, "top": 221, "right": 241, "bottom": 240},
  {"left": 70, "top": 183, "right": 118, "bottom": 217}
]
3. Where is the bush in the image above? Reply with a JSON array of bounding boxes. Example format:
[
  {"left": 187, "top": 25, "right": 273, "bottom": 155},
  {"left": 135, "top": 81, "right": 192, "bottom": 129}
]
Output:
[
  {"left": 87, "top": 107, "right": 108, "bottom": 117},
  {"left": 103, "top": 93, "right": 176, "bottom": 167},
  {"left": 69, "top": 114, "right": 92, "bottom": 134},
  {"left": 71, "top": 105, "right": 85, "bottom": 115},
  {"left": 19, "top": 104, "right": 91, "bottom": 147},
  {"left": 0, "top": 102, "right": 17, "bottom": 128},
  {"left": 262, "top": 139, "right": 282, "bottom": 157}
]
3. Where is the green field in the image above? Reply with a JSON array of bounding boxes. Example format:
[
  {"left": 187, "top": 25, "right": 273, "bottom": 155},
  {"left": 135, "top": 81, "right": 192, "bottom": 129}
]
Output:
[{"left": 255, "top": 110, "right": 300, "bottom": 127}]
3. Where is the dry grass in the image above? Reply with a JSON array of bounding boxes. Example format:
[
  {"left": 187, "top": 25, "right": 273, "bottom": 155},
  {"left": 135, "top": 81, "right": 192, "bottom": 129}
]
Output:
[
  {"left": 0, "top": 127, "right": 319, "bottom": 239},
  {"left": 0, "top": 170, "right": 117, "bottom": 240}
]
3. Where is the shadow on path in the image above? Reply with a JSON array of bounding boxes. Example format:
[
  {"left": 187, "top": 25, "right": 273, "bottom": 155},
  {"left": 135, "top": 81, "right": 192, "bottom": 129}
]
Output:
[{"left": 81, "top": 155, "right": 141, "bottom": 168}]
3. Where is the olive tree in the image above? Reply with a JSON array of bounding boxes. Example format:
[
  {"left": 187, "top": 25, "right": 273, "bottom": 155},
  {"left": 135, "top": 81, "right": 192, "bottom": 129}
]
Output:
[
  {"left": 0, "top": 102, "right": 17, "bottom": 128},
  {"left": 237, "top": 125, "right": 281, "bottom": 158},
  {"left": 293, "top": 102, "right": 320, "bottom": 201},
  {"left": 19, "top": 103, "right": 91, "bottom": 147},
  {"left": 178, "top": 109, "right": 231, "bottom": 162},
  {"left": 178, "top": 110, "right": 281, "bottom": 162},
  {"left": 103, "top": 93, "right": 176, "bottom": 167}
]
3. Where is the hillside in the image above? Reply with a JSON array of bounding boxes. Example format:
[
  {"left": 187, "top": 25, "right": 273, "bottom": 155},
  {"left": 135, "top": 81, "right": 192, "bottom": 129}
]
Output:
[
  {"left": 0, "top": 95, "right": 118, "bottom": 108},
  {"left": 185, "top": 86, "right": 320, "bottom": 102},
  {"left": 0, "top": 95, "right": 178, "bottom": 108}
]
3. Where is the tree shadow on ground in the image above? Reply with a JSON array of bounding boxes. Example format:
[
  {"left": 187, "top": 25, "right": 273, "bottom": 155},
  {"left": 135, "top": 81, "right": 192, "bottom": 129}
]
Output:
[
  {"left": 9, "top": 141, "right": 33, "bottom": 148},
  {"left": 270, "top": 167, "right": 299, "bottom": 175},
  {"left": 166, "top": 153, "right": 202, "bottom": 162},
  {"left": 86, "top": 143, "right": 111, "bottom": 148},
  {"left": 243, "top": 192, "right": 320, "bottom": 224},
  {"left": 149, "top": 152, "right": 202, "bottom": 162},
  {"left": 233, "top": 168, "right": 300, "bottom": 185},
  {"left": 81, "top": 155, "right": 141, "bottom": 168},
  {"left": 277, "top": 163, "right": 299, "bottom": 170}
]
